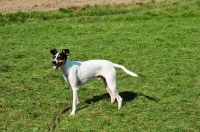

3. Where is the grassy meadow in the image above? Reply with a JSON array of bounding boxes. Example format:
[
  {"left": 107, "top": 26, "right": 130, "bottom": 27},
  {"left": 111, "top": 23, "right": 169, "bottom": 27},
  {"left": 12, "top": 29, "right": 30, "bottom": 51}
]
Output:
[{"left": 1, "top": 0, "right": 200, "bottom": 131}]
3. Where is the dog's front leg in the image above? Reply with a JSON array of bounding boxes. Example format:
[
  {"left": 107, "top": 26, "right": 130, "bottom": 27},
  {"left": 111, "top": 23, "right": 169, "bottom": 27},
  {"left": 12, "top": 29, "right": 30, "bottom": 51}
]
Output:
[
  {"left": 68, "top": 70, "right": 80, "bottom": 116},
  {"left": 70, "top": 87, "right": 79, "bottom": 116},
  {"left": 76, "top": 92, "right": 80, "bottom": 105}
]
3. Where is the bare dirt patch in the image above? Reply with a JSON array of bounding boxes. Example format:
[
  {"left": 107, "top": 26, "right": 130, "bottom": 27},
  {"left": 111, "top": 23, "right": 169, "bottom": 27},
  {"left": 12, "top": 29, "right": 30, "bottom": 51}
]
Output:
[{"left": 0, "top": 0, "right": 162, "bottom": 14}]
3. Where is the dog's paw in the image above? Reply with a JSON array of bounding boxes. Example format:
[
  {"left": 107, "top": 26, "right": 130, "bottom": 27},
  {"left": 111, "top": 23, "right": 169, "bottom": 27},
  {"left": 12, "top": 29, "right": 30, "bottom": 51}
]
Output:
[
  {"left": 118, "top": 98, "right": 123, "bottom": 109},
  {"left": 111, "top": 98, "right": 115, "bottom": 103},
  {"left": 69, "top": 111, "right": 75, "bottom": 116}
]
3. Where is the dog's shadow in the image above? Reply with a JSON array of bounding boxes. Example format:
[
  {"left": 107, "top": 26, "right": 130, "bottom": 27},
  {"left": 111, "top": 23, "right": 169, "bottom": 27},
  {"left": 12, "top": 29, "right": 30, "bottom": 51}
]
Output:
[{"left": 85, "top": 91, "right": 158, "bottom": 104}]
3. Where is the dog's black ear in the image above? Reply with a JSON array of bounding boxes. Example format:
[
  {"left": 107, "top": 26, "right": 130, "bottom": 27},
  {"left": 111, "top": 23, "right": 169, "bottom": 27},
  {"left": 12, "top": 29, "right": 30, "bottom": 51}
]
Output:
[
  {"left": 50, "top": 49, "right": 57, "bottom": 55},
  {"left": 62, "top": 49, "right": 69, "bottom": 56}
]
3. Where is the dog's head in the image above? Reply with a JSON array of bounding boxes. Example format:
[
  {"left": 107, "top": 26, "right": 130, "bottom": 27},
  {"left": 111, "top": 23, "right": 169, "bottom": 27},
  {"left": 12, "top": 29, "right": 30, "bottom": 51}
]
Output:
[{"left": 50, "top": 49, "right": 69, "bottom": 69}]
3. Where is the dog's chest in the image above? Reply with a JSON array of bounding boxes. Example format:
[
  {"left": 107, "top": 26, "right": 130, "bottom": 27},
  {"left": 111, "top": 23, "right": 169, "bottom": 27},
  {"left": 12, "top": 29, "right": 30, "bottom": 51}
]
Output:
[{"left": 60, "top": 67, "right": 69, "bottom": 83}]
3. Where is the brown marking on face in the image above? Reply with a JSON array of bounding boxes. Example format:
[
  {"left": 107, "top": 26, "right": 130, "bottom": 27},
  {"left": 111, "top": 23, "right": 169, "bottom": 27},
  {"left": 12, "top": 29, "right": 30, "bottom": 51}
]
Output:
[{"left": 57, "top": 58, "right": 66, "bottom": 65}]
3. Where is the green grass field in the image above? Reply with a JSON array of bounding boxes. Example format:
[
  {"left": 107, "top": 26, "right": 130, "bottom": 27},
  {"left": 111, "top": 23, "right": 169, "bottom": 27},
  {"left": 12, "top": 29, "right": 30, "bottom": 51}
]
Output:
[{"left": 1, "top": 0, "right": 200, "bottom": 131}]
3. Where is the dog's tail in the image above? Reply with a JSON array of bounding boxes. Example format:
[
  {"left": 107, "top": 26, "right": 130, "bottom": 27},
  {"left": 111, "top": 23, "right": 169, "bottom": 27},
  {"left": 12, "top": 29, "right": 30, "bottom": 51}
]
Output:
[{"left": 113, "top": 63, "right": 138, "bottom": 77}]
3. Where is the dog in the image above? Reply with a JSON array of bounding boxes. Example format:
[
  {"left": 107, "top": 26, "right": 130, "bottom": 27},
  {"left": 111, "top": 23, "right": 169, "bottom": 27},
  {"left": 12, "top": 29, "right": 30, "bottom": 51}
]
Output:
[{"left": 50, "top": 49, "right": 138, "bottom": 115}]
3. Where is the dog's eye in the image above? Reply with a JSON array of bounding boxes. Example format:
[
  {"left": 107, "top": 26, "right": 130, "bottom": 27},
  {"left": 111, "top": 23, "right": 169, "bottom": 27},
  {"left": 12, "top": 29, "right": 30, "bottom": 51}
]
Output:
[
  {"left": 58, "top": 56, "right": 63, "bottom": 60},
  {"left": 57, "top": 55, "right": 64, "bottom": 60}
]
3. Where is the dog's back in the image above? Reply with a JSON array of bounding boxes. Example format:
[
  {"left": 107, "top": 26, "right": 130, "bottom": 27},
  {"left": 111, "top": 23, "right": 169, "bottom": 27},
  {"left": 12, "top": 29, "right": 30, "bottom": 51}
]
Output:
[{"left": 76, "top": 60, "right": 115, "bottom": 82}]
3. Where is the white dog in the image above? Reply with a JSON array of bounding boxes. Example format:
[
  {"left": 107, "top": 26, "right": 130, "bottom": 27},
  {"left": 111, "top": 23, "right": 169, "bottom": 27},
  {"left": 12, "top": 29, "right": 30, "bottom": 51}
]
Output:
[{"left": 50, "top": 49, "right": 138, "bottom": 115}]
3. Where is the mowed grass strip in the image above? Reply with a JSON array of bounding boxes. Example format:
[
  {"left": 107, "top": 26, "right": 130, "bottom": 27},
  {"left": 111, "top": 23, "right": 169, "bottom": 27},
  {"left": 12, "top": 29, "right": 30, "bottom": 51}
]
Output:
[{"left": 0, "top": 0, "right": 200, "bottom": 131}]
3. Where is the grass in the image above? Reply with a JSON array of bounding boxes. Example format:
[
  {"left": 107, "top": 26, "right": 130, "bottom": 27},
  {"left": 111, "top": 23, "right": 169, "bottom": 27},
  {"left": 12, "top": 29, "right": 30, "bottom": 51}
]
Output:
[{"left": 0, "top": 0, "right": 200, "bottom": 131}]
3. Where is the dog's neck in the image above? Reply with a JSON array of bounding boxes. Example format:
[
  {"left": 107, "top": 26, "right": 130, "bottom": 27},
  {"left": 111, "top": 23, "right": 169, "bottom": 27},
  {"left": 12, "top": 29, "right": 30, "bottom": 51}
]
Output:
[
  {"left": 60, "top": 58, "right": 71, "bottom": 76},
  {"left": 59, "top": 58, "right": 81, "bottom": 77}
]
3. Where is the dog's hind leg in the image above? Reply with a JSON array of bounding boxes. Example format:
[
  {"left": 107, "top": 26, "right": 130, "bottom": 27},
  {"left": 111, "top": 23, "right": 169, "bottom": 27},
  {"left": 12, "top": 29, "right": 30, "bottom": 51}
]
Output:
[
  {"left": 103, "top": 78, "right": 115, "bottom": 103},
  {"left": 105, "top": 73, "right": 122, "bottom": 109}
]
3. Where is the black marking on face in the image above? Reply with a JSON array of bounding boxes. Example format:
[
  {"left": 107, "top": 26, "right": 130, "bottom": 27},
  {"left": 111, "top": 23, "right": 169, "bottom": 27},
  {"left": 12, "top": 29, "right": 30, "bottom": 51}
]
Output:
[{"left": 50, "top": 49, "right": 57, "bottom": 55}]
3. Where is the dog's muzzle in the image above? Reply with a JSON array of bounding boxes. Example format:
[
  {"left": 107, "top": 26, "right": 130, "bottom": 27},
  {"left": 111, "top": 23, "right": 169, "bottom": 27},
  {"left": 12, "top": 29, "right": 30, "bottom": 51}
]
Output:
[
  {"left": 52, "top": 60, "right": 59, "bottom": 70},
  {"left": 52, "top": 60, "right": 56, "bottom": 65}
]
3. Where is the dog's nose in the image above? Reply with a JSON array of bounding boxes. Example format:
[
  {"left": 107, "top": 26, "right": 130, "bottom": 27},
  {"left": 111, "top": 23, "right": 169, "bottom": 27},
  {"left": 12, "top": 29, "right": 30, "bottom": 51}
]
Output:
[{"left": 52, "top": 61, "right": 56, "bottom": 65}]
